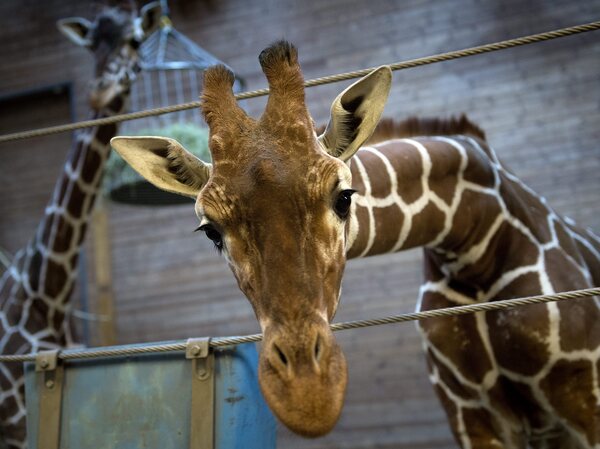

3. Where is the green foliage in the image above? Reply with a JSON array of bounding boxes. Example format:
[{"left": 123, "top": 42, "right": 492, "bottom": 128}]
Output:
[{"left": 105, "top": 122, "right": 210, "bottom": 194}]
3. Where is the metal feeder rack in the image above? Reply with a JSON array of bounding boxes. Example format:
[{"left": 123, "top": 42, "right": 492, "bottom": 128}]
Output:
[{"left": 108, "top": 2, "right": 244, "bottom": 205}]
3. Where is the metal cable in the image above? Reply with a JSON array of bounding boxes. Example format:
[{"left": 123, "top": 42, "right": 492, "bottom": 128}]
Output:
[
  {"left": 0, "top": 21, "right": 599, "bottom": 143},
  {"left": 0, "top": 287, "right": 597, "bottom": 363}
]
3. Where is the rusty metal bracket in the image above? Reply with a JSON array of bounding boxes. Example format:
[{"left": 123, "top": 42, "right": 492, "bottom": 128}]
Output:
[
  {"left": 35, "top": 349, "right": 64, "bottom": 449},
  {"left": 186, "top": 338, "right": 214, "bottom": 449}
]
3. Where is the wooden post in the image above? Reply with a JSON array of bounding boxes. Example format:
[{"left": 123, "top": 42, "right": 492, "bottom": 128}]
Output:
[{"left": 91, "top": 199, "right": 117, "bottom": 346}]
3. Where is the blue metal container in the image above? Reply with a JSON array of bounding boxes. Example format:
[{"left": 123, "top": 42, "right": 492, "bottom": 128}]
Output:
[{"left": 25, "top": 342, "right": 276, "bottom": 449}]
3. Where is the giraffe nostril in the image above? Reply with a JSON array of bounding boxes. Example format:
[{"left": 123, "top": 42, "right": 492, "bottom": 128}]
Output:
[
  {"left": 314, "top": 335, "right": 322, "bottom": 362},
  {"left": 273, "top": 343, "right": 288, "bottom": 367}
]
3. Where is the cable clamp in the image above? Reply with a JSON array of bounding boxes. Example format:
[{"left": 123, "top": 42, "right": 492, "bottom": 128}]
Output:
[{"left": 35, "top": 349, "right": 59, "bottom": 372}]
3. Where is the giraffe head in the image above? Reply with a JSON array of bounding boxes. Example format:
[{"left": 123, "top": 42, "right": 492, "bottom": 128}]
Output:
[
  {"left": 57, "top": 1, "right": 162, "bottom": 110},
  {"left": 111, "top": 41, "right": 391, "bottom": 436}
]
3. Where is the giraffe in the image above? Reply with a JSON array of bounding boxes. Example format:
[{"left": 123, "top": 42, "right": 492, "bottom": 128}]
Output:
[
  {"left": 0, "top": 3, "right": 161, "bottom": 447},
  {"left": 111, "top": 41, "right": 600, "bottom": 447}
]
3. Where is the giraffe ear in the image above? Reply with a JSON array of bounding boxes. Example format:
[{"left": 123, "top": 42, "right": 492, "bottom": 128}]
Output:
[
  {"left": 57, "top": 18, "right": 93, "bottom": 48},
  {"left": 110, "top": 136, "right": 211, "bottom": 198},
  {"left": 319, "top": 66, "right": 392, "bottom": 162}
]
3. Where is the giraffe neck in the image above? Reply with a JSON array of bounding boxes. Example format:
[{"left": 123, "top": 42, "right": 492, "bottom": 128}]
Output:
[
  {"left": 345, "top": 135, "right": 596, "bottom": 297},
  {"left": 3, "top": 94, "right": 125, "bottom": 340},
  {"left": 0, "top": 94, "right": 126, "bottom": 448}
]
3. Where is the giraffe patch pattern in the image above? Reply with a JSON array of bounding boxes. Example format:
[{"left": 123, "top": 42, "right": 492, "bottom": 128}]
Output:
[{"left": 348, "top": 134, "right": 600, "bottom": 448}]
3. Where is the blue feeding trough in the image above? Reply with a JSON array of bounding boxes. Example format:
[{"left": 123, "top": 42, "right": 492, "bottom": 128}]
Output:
[{"left": 25, "top": 341, "right": 275, "bottom": 449}]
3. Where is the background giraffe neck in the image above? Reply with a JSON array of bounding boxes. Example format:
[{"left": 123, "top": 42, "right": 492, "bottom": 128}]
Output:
[
  {"left": 345, "top": 136, "right": 599, "bottom": 294},
  {"left": 0, "top": 95, "right": 126, "bottom": 447},
  {"left": 1, "top": 96, "right": 125, "bottom": 332},
  {"left": 30, "top": 103, "right": 122, "bottom": 300},
  {"left": 46, "top": 130, "right": 112, "bottom": 273}
]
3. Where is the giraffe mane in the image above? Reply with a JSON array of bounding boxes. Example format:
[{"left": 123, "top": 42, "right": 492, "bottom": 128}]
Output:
[{"left": 365, "top": 115, "right": 486, "bottom": 144}]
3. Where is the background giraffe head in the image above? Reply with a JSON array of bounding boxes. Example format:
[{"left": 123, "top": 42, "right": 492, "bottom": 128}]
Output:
[
  {"left": 111, "top": 41, "right": 392, "bottom": 436},
  {"left": 57, "top": 1, "right": 161, "bottom": 111}
]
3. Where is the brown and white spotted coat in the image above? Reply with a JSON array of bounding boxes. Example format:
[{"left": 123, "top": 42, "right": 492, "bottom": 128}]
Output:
[
  {"left": 111, "top": 42, "right": 600, "bottom": 447},
  {"left": 0, "top": 3, "right": 160, "bottom": 448},
  {"left": 353, "top": 118, "right": 600, "bottom": 448}
]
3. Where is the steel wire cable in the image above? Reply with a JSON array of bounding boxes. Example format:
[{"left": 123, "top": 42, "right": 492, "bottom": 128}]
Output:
[
  {"left": 0, "top": 287, "right": 597, "bottom": 362},
  {"left": 1, "top": 21, "right": 599, "bottom": 362},
  {"left": 0, "top": 21, "right": 599, "bottom": 143}
]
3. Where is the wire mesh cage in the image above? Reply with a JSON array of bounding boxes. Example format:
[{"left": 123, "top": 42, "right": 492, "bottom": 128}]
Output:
[{"left": 107, "top": 5, "right": 244, "bottom": 205}]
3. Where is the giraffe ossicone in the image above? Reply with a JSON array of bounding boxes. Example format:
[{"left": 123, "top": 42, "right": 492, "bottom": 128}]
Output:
[{"left": 112, "top": 41, "right": 600, "bottom": 447}]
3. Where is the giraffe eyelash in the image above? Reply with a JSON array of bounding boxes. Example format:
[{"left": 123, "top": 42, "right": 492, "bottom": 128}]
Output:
[{"left": 195, "top": 223, "right": 224, "bottom": 253}]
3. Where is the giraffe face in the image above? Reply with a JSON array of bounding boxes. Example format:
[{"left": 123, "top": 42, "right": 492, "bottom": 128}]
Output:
[
  {"left": 110, "top": 41, "right": 391, "bottom": 437},
  {"left": 197, "top": 132, "right": 353, "bottom": 324},
  {"left": 196, "top": 125, "right": 353, "bottom": 436},
  {"left": 57, "top": 2, "right": 161, "bottom": 110}
]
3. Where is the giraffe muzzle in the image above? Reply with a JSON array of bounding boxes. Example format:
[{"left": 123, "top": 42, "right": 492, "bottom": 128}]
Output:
[{"left": 258, "top": 322, "right": 348, "bottom": 437}]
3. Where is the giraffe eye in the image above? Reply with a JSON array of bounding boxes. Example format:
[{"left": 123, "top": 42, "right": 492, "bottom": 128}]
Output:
[
  {"left": 195, "top": 224, "right": 223, "bottom": 252},
  {"left": 334, "top": 189, "right": 356, "bottom": 219}
]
